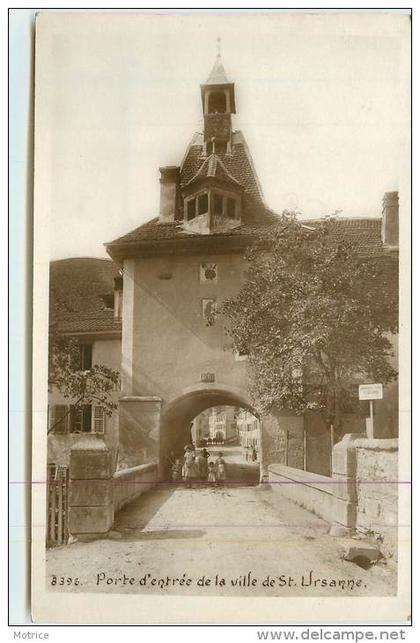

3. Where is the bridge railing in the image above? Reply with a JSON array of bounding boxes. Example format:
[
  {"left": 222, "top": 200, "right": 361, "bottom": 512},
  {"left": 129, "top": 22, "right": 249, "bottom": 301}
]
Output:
[{"left": 113, "top": 462, "right": 158, "bottom": 513}]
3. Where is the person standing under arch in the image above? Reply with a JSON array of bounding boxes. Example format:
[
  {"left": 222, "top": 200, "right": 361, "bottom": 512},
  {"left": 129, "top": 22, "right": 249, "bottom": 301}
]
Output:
[
  {"left": 183, "top": 445, "right": 196, "bottom": 488},
  {"left": 215, "top": 452, "right": 227, "bottom": 486}
]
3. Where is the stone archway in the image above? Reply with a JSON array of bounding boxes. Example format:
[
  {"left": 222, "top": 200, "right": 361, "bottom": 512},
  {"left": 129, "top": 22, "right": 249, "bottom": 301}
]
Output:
[{"left": 159, "top": 385, "right": 261, "bottom": 478}]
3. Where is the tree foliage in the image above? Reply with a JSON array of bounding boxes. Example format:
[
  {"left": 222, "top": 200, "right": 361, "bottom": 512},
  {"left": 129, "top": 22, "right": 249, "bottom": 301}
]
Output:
[
  {"left": 48, "top": 318, "right": 120, "bottom": 435},
  {"left": 221, "top": 211, "right": 398, "bottom": 432}
]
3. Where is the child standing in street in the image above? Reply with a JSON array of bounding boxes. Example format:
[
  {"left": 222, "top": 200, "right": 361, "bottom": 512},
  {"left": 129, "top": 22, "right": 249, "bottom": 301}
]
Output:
[
  {"left": 171, "top": 459, "right": 182, "bottom": 483},
  {"left": 207, "top": 461, "right": 217, "bottom": 485},
  {"left": 215, "top": 452, "right": 226, "bottom": 486}
]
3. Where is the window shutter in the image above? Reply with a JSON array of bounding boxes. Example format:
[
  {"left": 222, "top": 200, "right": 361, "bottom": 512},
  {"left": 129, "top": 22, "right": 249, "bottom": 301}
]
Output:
[
  {"left": 53, "top": 405, "right": 68, "bottom": 434},
  {"left": 93, "top": 406, "right": 105, "bottom": 434}
]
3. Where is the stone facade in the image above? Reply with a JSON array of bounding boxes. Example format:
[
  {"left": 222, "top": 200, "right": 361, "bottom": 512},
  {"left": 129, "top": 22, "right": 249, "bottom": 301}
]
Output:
[{"left": 354, "top": 439, "right": 398, "bottom": 557}]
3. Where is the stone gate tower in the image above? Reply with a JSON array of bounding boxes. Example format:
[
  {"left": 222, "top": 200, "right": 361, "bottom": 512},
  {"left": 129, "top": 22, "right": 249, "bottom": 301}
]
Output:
[{"left": 106, "top": 53, "right": 304, "bottom": 475}]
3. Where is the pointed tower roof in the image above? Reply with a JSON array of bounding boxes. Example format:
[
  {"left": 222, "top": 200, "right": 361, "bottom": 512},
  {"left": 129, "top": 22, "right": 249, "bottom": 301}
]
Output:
[
  {"left": 206, "top": 55, "right": 230, "bottom": 85},
  {"left": 206, "top": 37, "right": 230, "bottom": 84}
]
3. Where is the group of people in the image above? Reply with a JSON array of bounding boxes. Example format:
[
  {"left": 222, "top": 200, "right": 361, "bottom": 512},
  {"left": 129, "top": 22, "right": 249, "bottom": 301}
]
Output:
[{"left": 168, "top": 446, "right": 227, "bottom": 487}]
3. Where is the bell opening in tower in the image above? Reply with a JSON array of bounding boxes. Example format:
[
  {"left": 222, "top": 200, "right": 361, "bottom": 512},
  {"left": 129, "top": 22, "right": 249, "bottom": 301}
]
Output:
[{"left": 208, "top": 91, "right": 227, "bottom": 114}]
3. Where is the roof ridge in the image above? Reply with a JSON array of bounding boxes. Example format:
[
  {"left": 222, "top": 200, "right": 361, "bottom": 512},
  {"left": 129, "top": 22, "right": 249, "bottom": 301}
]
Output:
[{"left": 51, "top": 256, "right": 114, "bottom": 264}]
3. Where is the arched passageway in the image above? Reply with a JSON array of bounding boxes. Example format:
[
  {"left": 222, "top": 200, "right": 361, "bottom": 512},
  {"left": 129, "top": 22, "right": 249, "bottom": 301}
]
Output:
[{"left": 159, "top": 387, "right": 261, "bottom": 485}]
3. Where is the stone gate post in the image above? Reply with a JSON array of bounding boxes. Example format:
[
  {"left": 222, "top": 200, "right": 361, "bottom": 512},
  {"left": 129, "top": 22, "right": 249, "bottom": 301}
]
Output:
[
  {"left": 68, "top": 436, "right": 114, "bottom": 541},
  {"left": 330, "top": 433, "right": 363, "bottom": 534}
]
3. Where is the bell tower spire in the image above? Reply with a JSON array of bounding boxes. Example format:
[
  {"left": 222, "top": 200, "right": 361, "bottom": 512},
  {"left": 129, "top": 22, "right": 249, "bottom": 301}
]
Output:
[{"left": 200, "top": 39, "right": 236, "bottom": 156}]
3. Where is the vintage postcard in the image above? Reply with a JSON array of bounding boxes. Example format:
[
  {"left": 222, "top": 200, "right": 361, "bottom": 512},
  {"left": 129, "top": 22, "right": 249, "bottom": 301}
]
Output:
[{"left": 31, "top": 11, "right": 411, "bottom": 624}]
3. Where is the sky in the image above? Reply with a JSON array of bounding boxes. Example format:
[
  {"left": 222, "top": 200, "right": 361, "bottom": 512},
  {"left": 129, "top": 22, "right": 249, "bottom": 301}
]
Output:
[{"left": 34, "top": 12, "right": 410, "bottom": 260}]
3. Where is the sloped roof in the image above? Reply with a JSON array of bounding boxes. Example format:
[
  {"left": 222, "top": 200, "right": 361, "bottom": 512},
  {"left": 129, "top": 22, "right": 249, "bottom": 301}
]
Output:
[
  {"left": 185, "top": 152, "right": 243, "bottom": 189},
  {"left": 205, "top": 56, "right": 230, "bottom": 85},
  {"left": 300, "top": 218, "right": 386, "bottom": 257},
  {"left": 50, "top": 258, "right": 122, "bottom": 335},
  {"left": 106, "top": 212, "right": 396, "bottom": 278}
]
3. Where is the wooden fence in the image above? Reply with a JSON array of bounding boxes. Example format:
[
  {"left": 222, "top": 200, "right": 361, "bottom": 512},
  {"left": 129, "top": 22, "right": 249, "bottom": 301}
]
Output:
[{"left": 46, "top": 464, "right": 69, "bottom": 547}]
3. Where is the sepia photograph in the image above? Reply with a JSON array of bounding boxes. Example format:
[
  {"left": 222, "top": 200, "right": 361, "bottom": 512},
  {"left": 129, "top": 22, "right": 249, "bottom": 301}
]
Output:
[{"left": 30, "top": 10, "right": 411, "bottom": 624}]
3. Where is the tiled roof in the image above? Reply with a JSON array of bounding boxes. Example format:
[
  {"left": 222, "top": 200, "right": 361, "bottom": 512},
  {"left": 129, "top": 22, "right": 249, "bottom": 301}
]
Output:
[
  {"left": 185, "top": 153, "right": 242, "bottom": 188},
  {"left": 50, "top": 258, "right": 122, "bottom": 334},
  {"left": 107, "top": 217, "right": 277, "bottom": 247},
  {"left": 301, "top": 218, "right": 386, "bottom": 257},
  {"left": 107, "top": 212, "right": 392, "bottom": 262}
]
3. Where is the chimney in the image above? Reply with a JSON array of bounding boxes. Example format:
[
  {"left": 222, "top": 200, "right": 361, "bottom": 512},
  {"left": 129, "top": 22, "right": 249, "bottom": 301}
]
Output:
[
  {"left": 381, "top": 191, "right": 399, "bottom": 249},
  {"left": 159, "top": 166, "right": 180, "bottom": 223},
  {"left": 113, "top": 276, "right": 123, "bottom": 320}
]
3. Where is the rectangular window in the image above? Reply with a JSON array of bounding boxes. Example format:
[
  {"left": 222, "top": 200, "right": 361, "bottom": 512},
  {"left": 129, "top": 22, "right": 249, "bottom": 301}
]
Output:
[
  {"left": 214, "top": 193, "right": 223, "bottom": 215},
  {"left": 93, "top": 406, "right": 105, "bottom": 434},
  {"left": 69, "top": 405, "right": 92, "bottom": 433},
  {"left": 198, "top": 192, "right": 209, "bottom": 215},
  {"left": 51, "top": 405, "right": 68, "bottom": 434},
  {"left": 80, "top": 344, "right": 92, "bottom": 370},
  {"left": 187, "top": 198, "right": 196, "bottom": 221},
  {"left": 226, "top": 197, "right": 236, "bottom": 219}
]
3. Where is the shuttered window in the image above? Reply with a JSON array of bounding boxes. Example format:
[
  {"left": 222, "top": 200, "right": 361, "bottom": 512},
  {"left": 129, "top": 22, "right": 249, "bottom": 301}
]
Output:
[{"left": 69, "top": 405, "right": 92, "bottom": 433}]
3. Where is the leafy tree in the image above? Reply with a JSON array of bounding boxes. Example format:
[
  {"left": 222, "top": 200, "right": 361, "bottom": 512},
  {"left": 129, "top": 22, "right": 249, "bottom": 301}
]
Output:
[
  {"left": 48, "top": 315, "right": 120, "bottom": 435},
  {"left": 221, "top": 211, "right": 398, "bottom": 436}
]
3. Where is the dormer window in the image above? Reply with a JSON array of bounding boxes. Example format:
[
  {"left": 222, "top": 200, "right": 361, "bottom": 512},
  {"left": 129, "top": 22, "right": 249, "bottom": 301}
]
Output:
[
  {"left": 183, "top": 189, "right": 239, "bottom": 224},
  {"left": 181, "top": 153, "right": 242, "bottom": 234}
]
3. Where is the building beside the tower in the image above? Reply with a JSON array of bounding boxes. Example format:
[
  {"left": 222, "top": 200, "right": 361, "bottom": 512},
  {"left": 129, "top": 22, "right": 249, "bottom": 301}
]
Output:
[{"left": 47, "top": 258, "right": 122, "bottom": 467}]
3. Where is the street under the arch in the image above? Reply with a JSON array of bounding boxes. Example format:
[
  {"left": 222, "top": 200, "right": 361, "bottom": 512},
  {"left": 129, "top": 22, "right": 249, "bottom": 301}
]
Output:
[{"left": 46, "top": 446, "right": 396, "bottom": 597}]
